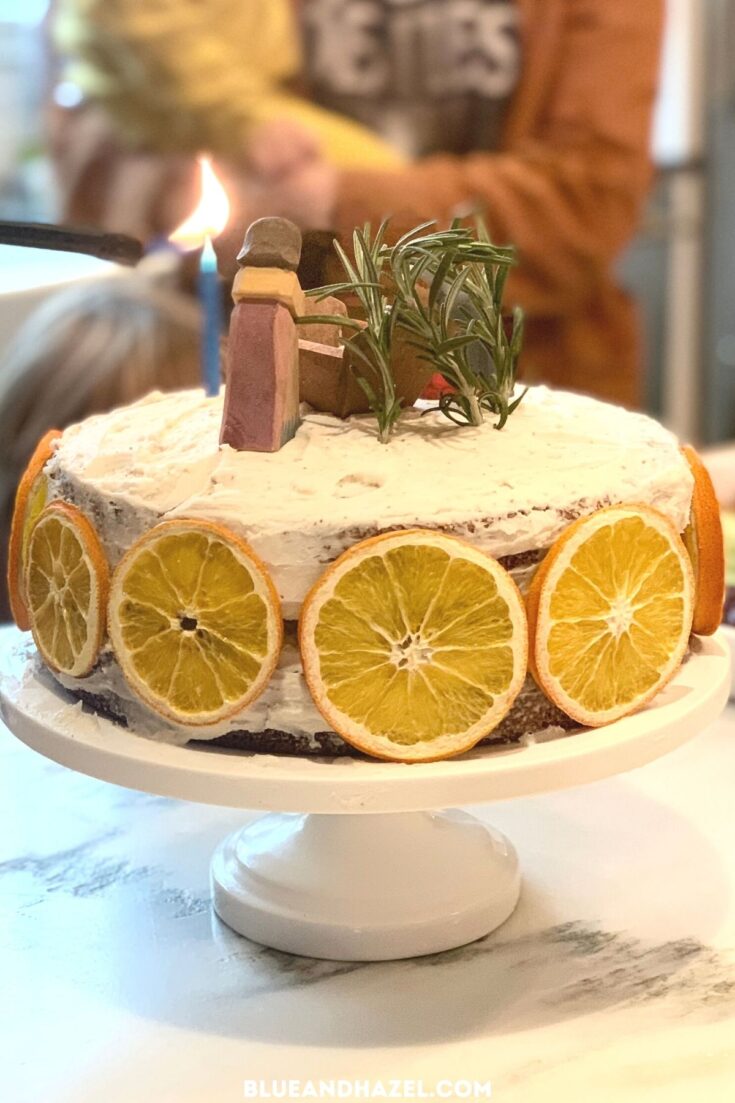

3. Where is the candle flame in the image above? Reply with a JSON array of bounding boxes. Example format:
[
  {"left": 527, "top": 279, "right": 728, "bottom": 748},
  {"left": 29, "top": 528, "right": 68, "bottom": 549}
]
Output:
[{"left": 169, "top": 156, "right": 230, "bottom": 250}]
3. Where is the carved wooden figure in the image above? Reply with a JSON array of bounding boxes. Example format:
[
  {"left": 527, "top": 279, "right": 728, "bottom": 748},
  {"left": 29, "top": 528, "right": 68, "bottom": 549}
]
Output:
[{"left": 220, "top": 218, "right": 304, "bottom": 452}]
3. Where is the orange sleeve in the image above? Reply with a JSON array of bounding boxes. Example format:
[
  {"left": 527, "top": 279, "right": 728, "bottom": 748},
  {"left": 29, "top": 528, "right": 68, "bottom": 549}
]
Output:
[{"left": 333, "top": 0, "right": 665, "bottom": 316}]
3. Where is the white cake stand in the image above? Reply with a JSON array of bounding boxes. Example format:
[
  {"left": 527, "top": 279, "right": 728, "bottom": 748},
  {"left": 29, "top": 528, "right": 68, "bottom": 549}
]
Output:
[{"left": 0, "top": 630, "right": 729, "bottom": 961}]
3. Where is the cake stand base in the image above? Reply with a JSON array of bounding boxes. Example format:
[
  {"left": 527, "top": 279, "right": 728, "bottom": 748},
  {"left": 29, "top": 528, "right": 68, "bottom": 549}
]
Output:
[
  {"left": 3, "top": 631, "right": 729, "bottom": 963},
  {"left": 211, "top": 810, "right": 520, "bottom": 960}
]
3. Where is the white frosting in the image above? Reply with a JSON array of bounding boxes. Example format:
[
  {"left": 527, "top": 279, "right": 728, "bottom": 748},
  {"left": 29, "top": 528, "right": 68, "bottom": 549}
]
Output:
[
  {"left": 8, "top": 637, "right": 572, "bottom": 757},
  {"left": 54, "top": 638, "right": 331, "bottom": 744},
  {"left": 52, "top": 638, "right": 569, "bottom": 748},
  {"left": 49, "top": 386, "right": 693, "bottom": 619}
]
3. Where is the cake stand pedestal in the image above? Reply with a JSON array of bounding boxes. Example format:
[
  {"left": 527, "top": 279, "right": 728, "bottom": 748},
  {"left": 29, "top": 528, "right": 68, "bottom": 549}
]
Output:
[
  {"left": 0, "top": 632, "right": 729, "bottom": 961},
  {"left": 211, "top": 809, "right": 520, "bottom": 960}
]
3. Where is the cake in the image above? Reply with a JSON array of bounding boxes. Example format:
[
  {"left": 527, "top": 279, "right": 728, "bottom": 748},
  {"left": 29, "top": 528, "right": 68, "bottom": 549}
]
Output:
[
  {"left": 10, "top": 218, "right": 717, "bottom": 763},
  {"left": 29, "top": 382, "right": 694, "bottom": 755}
]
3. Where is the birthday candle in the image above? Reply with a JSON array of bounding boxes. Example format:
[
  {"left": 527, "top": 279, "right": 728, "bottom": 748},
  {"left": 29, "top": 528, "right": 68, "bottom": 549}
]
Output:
[
  {"left": 199, "top": 234, "right": 222, "bottom": 397},
  {"left": 168, "top": 156, "right": 229, "bottom": 396}
]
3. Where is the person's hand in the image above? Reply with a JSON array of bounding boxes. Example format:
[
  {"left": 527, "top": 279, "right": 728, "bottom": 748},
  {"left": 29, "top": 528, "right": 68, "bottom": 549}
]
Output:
[
  {"left": 247, "top": 118, "right": 321, "bottom": 181},
  {"left": 239, "top": 143, "right": 338, "bottom": 231},
  {"left": 259, "top": 158, "right": 338, "bottom": 230},
  {"left": 246, "top": 119, "right": 337, "bottom": 229},
  {"left": 214, "top": 127, "right": 338, "bottom": 274}
]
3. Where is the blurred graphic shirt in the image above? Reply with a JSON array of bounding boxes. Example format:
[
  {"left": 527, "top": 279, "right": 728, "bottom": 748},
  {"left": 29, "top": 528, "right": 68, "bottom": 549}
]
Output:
[{"left": 301, "top": 0, "right": 520, "bottom": 158}]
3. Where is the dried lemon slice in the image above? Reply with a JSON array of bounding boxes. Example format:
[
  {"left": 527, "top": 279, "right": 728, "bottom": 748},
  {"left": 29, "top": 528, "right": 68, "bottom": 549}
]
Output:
[
  {"left": 26, "top": 500, "right": 109, "bottom": 676},
  {"left": 681, "top": 445, "right": 725, "bottom": 636},
  {"left": 7, "top": 429, "right": 61, "bottom": 630},
  {"left": 299, "top": 530, "right": 528, "bottom": 762},
  {"left": 526, "top": 504, "right": 694, "bottom": 726},
  {"left": 108, "top": 519, "right": 282, "bottom": 726}
]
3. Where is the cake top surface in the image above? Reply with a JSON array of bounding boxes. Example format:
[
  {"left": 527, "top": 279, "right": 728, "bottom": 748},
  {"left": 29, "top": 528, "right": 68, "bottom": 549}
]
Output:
[{"left": 53, "top": 385, "right": 692, "bottom": 556}]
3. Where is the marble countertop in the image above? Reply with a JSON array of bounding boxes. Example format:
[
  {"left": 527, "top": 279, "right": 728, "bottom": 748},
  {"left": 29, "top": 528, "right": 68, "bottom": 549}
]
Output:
[{"left": 2, "top": 652, "right": 735, "bottom": 1101}]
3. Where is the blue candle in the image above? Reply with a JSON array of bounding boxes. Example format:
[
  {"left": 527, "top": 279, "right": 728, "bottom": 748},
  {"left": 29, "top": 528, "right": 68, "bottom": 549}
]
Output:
[{"left": 199, "top": 234, "right": 222, "bottom": 396}]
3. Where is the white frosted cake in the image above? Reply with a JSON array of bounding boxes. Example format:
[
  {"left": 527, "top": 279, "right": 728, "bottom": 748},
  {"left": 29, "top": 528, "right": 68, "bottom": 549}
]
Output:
[{"left": 37, "top": 383, "right": 694, "bottom": 754}]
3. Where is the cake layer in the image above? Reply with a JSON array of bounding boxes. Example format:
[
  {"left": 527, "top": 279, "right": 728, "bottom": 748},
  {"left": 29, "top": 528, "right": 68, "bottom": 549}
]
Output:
[
  {"left": 48, "top": 386, "right": 693, "bottom": 620},
  {"left": 54, "top": 659, "right": 575, "bottom": 756}
]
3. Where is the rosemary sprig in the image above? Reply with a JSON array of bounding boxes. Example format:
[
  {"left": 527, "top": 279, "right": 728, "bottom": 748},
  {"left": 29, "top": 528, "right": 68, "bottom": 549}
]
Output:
[
  {"left": 299, "top": 218, "right": 527, "bottom": 441},
  {"left": 300, "top": 220, "right": 402, "bottom": 444},
  {"left": 385, "top": 221, "right": 527, "bottom": 428}
]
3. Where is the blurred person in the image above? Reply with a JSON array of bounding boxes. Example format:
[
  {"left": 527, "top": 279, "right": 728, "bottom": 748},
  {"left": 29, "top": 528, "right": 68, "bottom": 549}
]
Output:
[
  {"left": 50, "top": 0, "right": 665, "bottom": 408},
  {"left": 0, "top": 266, "right": 203, "bottom": 620}
]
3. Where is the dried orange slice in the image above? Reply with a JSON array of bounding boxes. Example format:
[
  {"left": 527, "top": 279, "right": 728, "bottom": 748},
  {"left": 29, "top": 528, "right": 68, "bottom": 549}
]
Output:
[
  {"left": 108, "top": 519, "right": 282, "bottom": 726},
  {"left": 526, "top": 505, "right": 694, "bottom": 727},
  {"left": 681, "top": 444, "right": 725, "bottom": 635},
  {"left": 7, "top": 429, "right": 61, "bottom": 629},
  {"left": 26, "top": 500, "right": 109, "bottom": 677},
  {"left": 299, "top": 530, "right": 528, "bottom": 762}
]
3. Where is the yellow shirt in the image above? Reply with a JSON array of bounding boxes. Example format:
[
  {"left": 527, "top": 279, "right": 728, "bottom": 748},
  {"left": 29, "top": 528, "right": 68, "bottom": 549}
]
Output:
[{"left": 54, "top": 0, "right": 404, "bottom": 168}]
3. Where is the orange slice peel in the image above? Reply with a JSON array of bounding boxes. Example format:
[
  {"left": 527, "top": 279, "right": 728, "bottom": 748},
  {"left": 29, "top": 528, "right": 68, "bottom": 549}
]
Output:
[
  {"left": 681, "top": 444, "right": 725, "bottom": 635},
  {"left": 7, "top": 429, "right": 61, "bottom": 629}
]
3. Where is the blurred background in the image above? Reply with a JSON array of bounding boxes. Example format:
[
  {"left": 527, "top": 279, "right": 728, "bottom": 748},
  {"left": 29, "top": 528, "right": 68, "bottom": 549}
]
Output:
[{"left": 0, "top": 0, "right": 733, "bottom": 443}]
